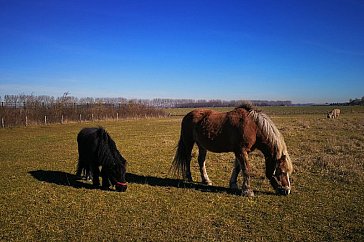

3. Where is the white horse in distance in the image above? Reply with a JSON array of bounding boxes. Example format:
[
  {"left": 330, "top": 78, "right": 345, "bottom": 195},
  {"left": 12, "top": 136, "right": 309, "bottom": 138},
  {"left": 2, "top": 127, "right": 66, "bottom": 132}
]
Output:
[{"left": 327, "top": 109, "right": 341, "bottom": 119}]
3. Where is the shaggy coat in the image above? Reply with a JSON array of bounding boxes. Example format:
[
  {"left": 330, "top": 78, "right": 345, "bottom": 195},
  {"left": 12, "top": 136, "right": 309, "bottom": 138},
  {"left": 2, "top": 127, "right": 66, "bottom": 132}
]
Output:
[
  {"left": 77, "top": 127, "right": 127, "bottom": 191},
  {"left": 172, "top": 103, "right": 293, "bottom": 196}
]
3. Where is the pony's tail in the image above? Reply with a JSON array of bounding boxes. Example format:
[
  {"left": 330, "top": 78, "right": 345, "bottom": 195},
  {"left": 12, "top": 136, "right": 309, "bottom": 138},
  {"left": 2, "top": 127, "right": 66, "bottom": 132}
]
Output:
[
  {"left": 76, "top": 131, "right": 86, "bottom": 177},
  {"left": 171, "top": 134, "right": 191, "bottom": 178},
  {"left": 76, "top": 159, "right": 93, "bottom": 180},
  {"left": 76, "top": 158, "right": 83, "bottom": 177}
]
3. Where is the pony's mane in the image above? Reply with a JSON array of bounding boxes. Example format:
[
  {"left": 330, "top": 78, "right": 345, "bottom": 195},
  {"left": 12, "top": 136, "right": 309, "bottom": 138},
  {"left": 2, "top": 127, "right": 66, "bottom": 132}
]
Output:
[
  {"left": 97, "top": 128, "right": 126, "bottom": 167},
  {"left": 236, "top": 101, "right": 255, "bottom": 112},
  {"left": 248, "top": 110, "right": 293, "bottom": 173}
]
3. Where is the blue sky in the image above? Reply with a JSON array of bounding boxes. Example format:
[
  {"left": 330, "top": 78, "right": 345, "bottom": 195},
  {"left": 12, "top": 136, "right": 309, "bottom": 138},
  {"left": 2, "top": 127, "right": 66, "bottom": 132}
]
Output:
[{"left": 1, "top": 0, "right": 363, "bottom": 103}]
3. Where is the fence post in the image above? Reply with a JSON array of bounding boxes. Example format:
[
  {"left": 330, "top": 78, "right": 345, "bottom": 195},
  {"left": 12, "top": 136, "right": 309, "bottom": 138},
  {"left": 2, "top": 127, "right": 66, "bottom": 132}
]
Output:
[
  {"left": 61, "top": 115, "right": 64, "bottom": 124},
  {"left": 1, "top": 118, "right": 4, "bottom": 128},
  {"left": 79, "top": 114, "right": 82, "bottom": 122},
  {"left": 44, "top": 116, "right": 47, "bottom": 125},
  {"left": 25, "top": 116, "right": 28, "bottom": 127},
  {"left": 116, "top": 113, "right": 119, "bottom": 121},
  {"left": 91, "top": 113, "right": 94, "bottom": 121}
]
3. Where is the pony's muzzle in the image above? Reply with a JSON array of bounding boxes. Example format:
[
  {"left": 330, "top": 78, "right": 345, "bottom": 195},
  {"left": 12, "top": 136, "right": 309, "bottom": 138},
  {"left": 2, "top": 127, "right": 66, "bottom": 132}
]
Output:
[
  {"left": 277, "top": 187, "right": 291, "bottom": 196},
  {"left": 115, "top": 182, "right": 128, "bottom": 192}
]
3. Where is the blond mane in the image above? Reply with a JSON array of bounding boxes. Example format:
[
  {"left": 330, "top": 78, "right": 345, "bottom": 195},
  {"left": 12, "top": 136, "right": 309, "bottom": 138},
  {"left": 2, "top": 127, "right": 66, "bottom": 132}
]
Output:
[{"left": 248, "top": 110, "right": 293, "bottom": 174}]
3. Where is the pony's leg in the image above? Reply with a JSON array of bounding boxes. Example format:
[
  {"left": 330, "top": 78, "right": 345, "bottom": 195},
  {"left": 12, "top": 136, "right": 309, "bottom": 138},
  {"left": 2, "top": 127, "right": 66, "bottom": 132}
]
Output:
[
  {"left": 197, "top": 146, "right": 212, "bottom": 185},
  {"left": 100, "top": 168, "right": 111, "bottom": 190},
  {"left": 229, "top": 158, "right": 240, "bottom": 189},
  {"left": 86, "top": 164, "right": 93, "bottom": 181},
  {"left": 76, "top": 156, "right": 86, "bottom": 178},
  {"left": 76, "top": 161, "right": 83, "bottom": 177},
  {"left": 183, "top": 136, "right": 195, "bottom": 182},
  {"left": 235, "top": 150, "right": 254, "bottom": 197},
  {"left": 92, "top": 164, "right": 100, "bottom": 187}
]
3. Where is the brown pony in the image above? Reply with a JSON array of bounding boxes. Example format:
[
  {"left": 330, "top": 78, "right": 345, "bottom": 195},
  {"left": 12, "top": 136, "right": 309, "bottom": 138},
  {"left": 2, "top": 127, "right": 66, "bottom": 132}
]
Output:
[{"left": 172, "top": 103, "right": 293, "bottom": 196}]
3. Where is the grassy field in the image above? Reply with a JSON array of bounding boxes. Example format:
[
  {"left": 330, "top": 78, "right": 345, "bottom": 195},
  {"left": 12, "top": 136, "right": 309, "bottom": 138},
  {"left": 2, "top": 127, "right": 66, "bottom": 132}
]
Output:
[{"left": 1, "top": 106, "right": 363, "bottom": 241}]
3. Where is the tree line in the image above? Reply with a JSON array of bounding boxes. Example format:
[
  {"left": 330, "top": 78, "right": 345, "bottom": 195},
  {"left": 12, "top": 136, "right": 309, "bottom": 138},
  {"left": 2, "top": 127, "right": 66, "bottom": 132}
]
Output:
[
  {"left": 2, "top": 93, "right": 363, "bottom": 110},
  {"left": 0, "top": 94, "right": 165, "bottom": 127},
  {"left": 0, "top": 94, "right": 292, "bottom": 108},
  {"left": 348, "top": 97, "right": 364, "bottom": 106}
]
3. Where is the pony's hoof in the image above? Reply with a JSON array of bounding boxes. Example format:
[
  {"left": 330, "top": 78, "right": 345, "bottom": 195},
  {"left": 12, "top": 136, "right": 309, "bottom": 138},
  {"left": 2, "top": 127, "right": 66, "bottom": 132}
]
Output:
[
  {"left": 242, "top": 190, "right": 254, "bottom": 197},
  {"left": 203, "top": 180, "right": 212, "bottom": 186}
]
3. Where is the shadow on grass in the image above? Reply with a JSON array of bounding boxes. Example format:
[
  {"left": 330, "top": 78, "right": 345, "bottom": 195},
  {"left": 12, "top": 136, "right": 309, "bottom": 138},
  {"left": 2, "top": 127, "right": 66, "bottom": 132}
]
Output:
[
  {"left": 29, "top": 170, "right": 274, "bottom": 196},
  {"left": 29, "top": 170, "right": 95, "bottom": 190},
  {"left": 126, "top": 173, "right": 274, "bottom": 196}
]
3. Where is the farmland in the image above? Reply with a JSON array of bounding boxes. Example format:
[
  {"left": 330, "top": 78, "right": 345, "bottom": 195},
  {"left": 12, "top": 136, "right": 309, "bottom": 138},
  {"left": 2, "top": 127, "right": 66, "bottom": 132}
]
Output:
[{"left": 1, "top": 106, "right": 363, "bottom": 241}]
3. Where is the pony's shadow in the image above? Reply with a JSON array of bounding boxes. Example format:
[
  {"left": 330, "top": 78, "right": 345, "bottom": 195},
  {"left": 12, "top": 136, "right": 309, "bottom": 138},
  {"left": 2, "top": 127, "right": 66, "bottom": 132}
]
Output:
[
  {"left": 29, "top": 170, "right": 274, "bottom": 196},
  {"left": 126, "top": 173, "right": 274, "bottom": 196},
  {"left": 29, "top": 170, "right": 95, "bottom": 189}
]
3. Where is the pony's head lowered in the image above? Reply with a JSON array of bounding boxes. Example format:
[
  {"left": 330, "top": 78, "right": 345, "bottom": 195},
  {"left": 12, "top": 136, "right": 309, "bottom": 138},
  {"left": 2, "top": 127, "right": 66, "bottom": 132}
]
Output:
[
  {"left": 98, "top": 128, "right": 128, "bottom": 191},
  {"left": 272, "top": 153, "right": 293, "bottom": 195},
  {"left": 247, "top": 107, "right": 293, "bottom": 195}
]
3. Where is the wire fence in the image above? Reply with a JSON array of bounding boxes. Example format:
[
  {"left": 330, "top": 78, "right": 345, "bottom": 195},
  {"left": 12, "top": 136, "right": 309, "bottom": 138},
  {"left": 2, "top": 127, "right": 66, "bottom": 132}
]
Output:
[{"left": 0, "top": 102, "right": 166, "bottom": 128}]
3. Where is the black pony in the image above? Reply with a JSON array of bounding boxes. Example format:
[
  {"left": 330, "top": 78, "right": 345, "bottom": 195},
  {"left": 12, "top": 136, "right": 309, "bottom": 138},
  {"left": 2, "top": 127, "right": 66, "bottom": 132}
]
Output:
[{"left": 76, "top": 127, "right": 128, "bottom": 192}]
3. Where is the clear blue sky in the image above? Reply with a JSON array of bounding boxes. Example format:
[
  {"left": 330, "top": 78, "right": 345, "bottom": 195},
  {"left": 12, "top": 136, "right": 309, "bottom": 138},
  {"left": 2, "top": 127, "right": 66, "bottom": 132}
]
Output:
[{"left": 1, "top": 0, "right": 363, "bottom": 103}]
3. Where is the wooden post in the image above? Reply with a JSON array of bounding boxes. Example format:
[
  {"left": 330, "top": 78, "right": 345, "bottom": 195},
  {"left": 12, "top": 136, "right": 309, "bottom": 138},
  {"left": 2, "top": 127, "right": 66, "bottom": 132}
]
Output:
[
  {"left": 79, "top": 114, "right": 82, "bottom": 122},
  {"left": 116, "top": 113, "right": 119, "bottom": 121},
  {"left": 1, "top": 118, "right": 4, "bottom": 128},
  {"left": 61, "top": 115, "right": 64, "bottom": 124},
  {"left": 44, "top": 116, "right": 47, "bottom": 125},
  {"left": 91, "top": 113, "right": 94, "bottom": 121},
  {"left": 25, "top": 116, "right": 28, "bottom": 127}
]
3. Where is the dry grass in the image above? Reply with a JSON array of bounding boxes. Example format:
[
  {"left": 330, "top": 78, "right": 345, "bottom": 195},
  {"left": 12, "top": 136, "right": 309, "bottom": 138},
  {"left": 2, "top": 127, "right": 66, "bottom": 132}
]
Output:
[{"left": 0, "top": 107, "right": 363, "bottom": 241}]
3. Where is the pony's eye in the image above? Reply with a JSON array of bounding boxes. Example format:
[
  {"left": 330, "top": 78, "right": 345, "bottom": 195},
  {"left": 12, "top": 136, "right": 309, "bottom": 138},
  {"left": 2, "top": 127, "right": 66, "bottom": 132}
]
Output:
[{"left": 278, "top": 168, "right": 286, "bottom": 174}]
